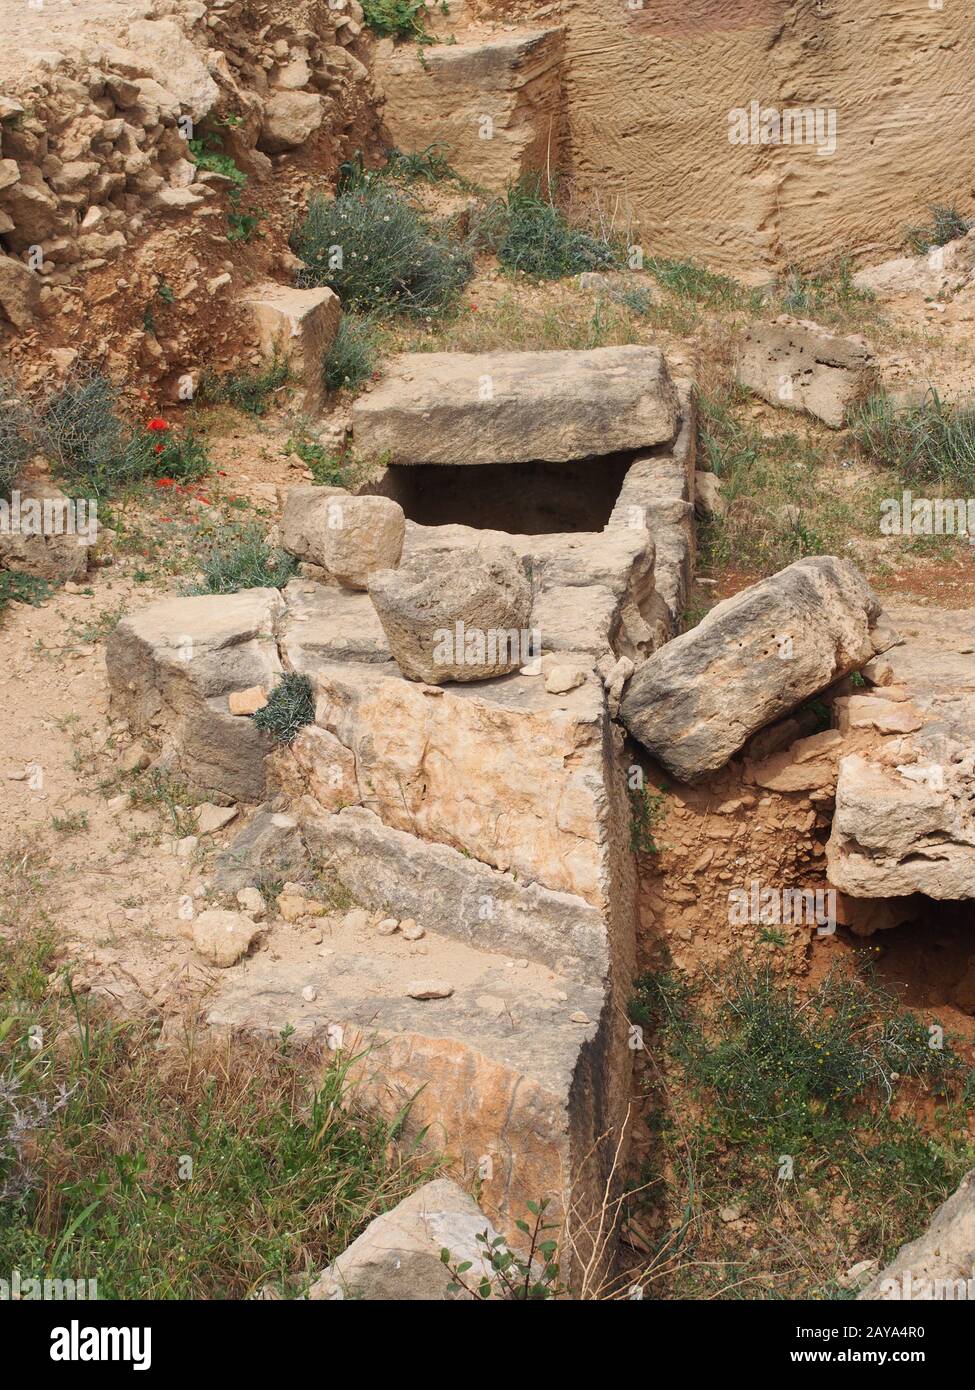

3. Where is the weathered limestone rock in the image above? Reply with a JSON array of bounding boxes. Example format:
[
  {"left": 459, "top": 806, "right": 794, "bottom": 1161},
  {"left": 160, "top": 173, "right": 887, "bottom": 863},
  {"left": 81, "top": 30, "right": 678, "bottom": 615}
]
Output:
[
  {"left": 211, "top": 806, "right": 309, "bottom": 896},
  {"left": 827, "top": 753, "right": 975, "bottom": 901},
  {"left": 373, "top": 28, "right": 564, "bottom": 191},
  {"left": 620, "top": 556, "right": 896, "bottom": 782},
  {"left": 192, "top": 908, "right": 261, "bottom": 968},
  {"left": 0, "top": 254, "right": 40, "bottom": 330},
  {"left": 309, "top": 1178, "right": 500, "bottom": 1301},
  {"left": 0, "top": 480, "right": 93, "bottom": 583},
  {"left": 257, "top": 91, "right": 326, "bottom": 153},
  {"left": 291, "top": 724, "right": 359, "bottom": 811},
  {"left": 307, "top": 660, "right": 608, "bottom": 904},
  {"left": 826, "top": 600, "right": 975, "bottom": 904},
  {"left": 105, "top": 589, "right": 284, "bottom": 802},
  {"left": 736, "top": 317, "right": 875, "bottom": 428},
  {"left": 368, "top": 546, "right": 533, "bottom": 683},
  {"left": 278, "top": 580, "right": 392, "bottom": 669},
  {"left": 245, "top": 284, "right": 340, "bottom": 412},
  {"left": 352, "top": 347, "right": 678, "bottom": 465},
  {"left": 859, "top": 1170, "right": 975, "bottom": 1300},
  {"left": 301, "top": 803, "right": 607, "bottom": 973},
  {"left": 281, "top": 487, "right": 404, "bottom": 590}
]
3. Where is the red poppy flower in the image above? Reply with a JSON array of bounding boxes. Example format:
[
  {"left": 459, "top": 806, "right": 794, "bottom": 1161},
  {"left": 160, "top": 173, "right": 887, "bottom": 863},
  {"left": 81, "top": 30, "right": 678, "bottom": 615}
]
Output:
[
  {"left": 147, "top": 418, "right": 169, "bottom": 432},
  {"left": 154, "top": 443, "right": 164, "bottom": 455},
  {"left": 155, "top": 478, "right": 175, "bottom": 489}
]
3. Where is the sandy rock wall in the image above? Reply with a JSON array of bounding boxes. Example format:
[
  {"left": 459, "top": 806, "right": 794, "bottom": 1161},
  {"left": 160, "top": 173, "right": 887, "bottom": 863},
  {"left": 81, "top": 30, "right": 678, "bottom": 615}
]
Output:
[{"left": 555, "top": 0, "right": 975, "bottom": 277}]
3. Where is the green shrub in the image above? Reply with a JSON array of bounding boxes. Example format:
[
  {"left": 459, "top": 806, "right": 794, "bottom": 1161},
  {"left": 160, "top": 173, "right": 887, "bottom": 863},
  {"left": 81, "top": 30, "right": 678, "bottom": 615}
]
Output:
[
  {"left": 199, "top": 357, "right": 290, "bottom": 416},
  {"left": 252, "top": 673, "right": 315, "bottom": 745},
  {"left": 41, "top": 371, "right": 210, "bottom": 497},
  {"left": 476, "top": 179, "right": 619, "bottom": 281},
  {"left": 904, "top": 204, "right": 972, "bottom": 255},
  {"left": 324, "top": 316, "right": 379, "bottom": 394},
  {"left": 359, "top": 0, "right": 437, "bottom": 42},
  {"left": 294, "top": 186, "right": 472, "bottom": 317},
  {"left": 850, "top": 390, "right": 975, "bottom": 491},
  {"left": 0, "top": 376, "right": 35, "bottom": 501},
  {"left": 191, "top": 523, "right": 296, "bottom": 595}
]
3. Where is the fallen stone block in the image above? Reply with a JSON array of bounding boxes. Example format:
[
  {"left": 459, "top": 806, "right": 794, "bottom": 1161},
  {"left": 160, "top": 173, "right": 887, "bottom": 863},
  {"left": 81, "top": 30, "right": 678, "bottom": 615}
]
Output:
[
  {"left": 373, "top": 28, "right": 564, "bottom": 191},
  {"left": 736, "top": 316, "right": 874, "bottom": 428},
  {"left": 620, "top": 556, "right": 896, "bottom": 782},
  {"left": 309, "top": 1178, "right": 500, "bottom": 1300},
  {"left": 105, "top": 589, "right": 284, "bottom": 802},
  {"left": 368, "top": 545, "right": 533, "bottom": 683},
  {"left": 244, "top": 283, "right": 340, "bottom": 412},
  {"left": 351, "top": 346, "right": 679, "bottom": 465}
]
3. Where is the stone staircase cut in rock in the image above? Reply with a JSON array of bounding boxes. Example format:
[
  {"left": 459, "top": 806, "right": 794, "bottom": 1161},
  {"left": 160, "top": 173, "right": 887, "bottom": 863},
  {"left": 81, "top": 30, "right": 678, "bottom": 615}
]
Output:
[{"left": 102, "top": 344, "right": 701, "bottom": 1257}]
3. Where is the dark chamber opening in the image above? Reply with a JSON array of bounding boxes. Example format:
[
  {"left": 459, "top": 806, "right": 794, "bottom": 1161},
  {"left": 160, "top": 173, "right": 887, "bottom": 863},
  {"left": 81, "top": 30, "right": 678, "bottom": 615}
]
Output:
[
  {"left": 843, "top": 901, "right": 975, "bottom": 1018},
  {"left": 365, "top": 454, "right": 636, "bottom": 534}
]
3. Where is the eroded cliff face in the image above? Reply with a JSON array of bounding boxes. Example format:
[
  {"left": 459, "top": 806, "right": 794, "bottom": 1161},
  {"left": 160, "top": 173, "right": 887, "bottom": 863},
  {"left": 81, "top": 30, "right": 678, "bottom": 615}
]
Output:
[{"left": 553, "top": 0, "right": 974, "bottom": 276}]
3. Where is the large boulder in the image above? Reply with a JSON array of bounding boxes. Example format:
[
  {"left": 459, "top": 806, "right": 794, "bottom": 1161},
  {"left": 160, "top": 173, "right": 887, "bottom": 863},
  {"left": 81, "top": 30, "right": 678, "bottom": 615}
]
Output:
[
  {"left": 368, "top": 546, "right": 533, "bottom": 683},
  {"left": 105, "top": 589, "right": 285, "bottom": 802},
  {"left": 620, "top": 556, "right": 896, "bottom": 782},
  {"left": 257, "top": 91, "right": 326, "bottom": 153},
  {"left": 309, "top": 1178, "right": 501, "bottom": 1300},
  {"left": 736, "top": 316, "right": 874, "bottom": 428},
  {"left": 859, "top": 1170, "right": 975, "bottom": 1300},
  {"left": 281, "top": 487, "right": 405, "bottom": 590},
  {"left": 351, "top": 346, "right": 679, "bottom": 465}
]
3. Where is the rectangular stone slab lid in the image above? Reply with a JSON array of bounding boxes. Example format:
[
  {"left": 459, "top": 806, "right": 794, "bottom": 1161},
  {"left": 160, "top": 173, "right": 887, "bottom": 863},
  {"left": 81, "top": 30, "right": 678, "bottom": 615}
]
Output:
[{"left": 351, "top": 345, "right": 679, "bottom": 466}]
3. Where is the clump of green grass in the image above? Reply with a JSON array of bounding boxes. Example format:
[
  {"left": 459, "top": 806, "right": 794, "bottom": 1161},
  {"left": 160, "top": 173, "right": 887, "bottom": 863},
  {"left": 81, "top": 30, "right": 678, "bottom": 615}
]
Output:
[
  {"left": 252, "top": 673, "right": 315, "bottom": 745},
  {"left": 0, "top": 571, "right": 52, "bottom": 616},
  {"left": 324, "top": 316, "right": 379, "bottom": 394},
  {"left": 645, "top": 257, "right": 759, "bottom": 311},
  {"left": 0, "top": 375, "right": 35, "bottom": 500},
  {"left": 190, "top": 523, "right": 296, "bottom": 595},
  {"left": 904, "top": 204, "right": 973, "bottom": 255},
  {"left": 0, "top": 916, "right": 437, "bottom": 1298},
  {"left": 294, "top": 185, "right": 472, "bottom": 317},
  {"left": 476, "top": 179, "right": 620, "bottom": 281},
  {"left": 696, "top": 385, "right": 872, "bottom": 575},
  {"left": 850, "top": 389, "right": 975, "bottom": 492},
  {"left": 627, "top": 958, "right": 975, "bottom": 1299},
  {"left": 630, "top": 784, "right": 667, "bottom": 856},
  {"left": 198, "top": 357, "right": 290, "bottom": 417},
  {"left": 773, "top": 257, "right": 877, "bottom": 327}
]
